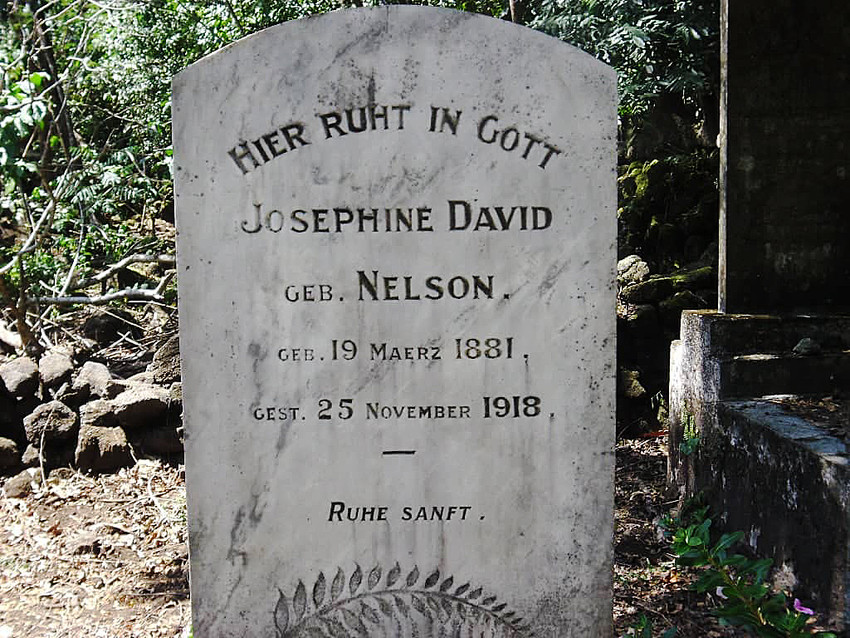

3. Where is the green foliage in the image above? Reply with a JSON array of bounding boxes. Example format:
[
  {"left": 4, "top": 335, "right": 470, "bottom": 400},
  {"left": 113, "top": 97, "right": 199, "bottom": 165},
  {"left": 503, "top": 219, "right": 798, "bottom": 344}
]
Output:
[
  {"left": 2, "top": 195, "right": 162, "bottom": 299},
  {"left": 0, "top": 2, "right": 175, "bottom": 309},
  {"left": 53, "top": 145, "right": 170, "bottom": 223},
  {"left": 678, "top": 413, "right": 699, "bottom": 456},
  {"left": 116, "top": 0, "right": 505, "bottom": 154},
  {"left": 621, "top": 614, "right": 677, "bottom": 638},
  {"left": 0, "top": 71, "right": 48, "bottom": 182},
  {"left": 0, "top": 0, "right": 720, "bottom": 342},
  {"left": 662, "top": 510, "right": 836, "bottom": 638},
  {"left": 617, "top": 149, "right": 718, "bottom": 270},
  {"left": 531, "top": 0, "right": 719, "bottom": 116},
  {"left": 0, "top": 0, "right": 520, "bottom": 324}
]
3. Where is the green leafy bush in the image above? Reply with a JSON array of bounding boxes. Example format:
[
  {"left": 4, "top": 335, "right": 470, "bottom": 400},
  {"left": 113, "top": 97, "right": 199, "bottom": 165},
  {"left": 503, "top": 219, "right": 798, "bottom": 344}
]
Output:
[
  {"left": 621, "top": 614, "right": 677, "bottom": 638},
  {"left": 0, "top": 71, "right": 48, "bottom": 181},
  {"left": 664, "top": 509, "right": 836, "bottom": 638},
  {"left": 532, "top": 0, "right": 718, "bottom": 117}
]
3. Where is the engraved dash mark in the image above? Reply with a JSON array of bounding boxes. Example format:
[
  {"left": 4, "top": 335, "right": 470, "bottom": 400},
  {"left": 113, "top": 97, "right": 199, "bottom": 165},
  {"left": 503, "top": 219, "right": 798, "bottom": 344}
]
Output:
[{"left": 382, "top": 450, "right": 416, "bottom": 456}]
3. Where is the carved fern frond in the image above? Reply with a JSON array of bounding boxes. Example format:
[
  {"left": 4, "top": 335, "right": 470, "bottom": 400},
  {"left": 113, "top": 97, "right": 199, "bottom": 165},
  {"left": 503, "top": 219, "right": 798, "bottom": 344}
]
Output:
[{"left": 273, "top": 564, "right": 532, "bottom": 638}]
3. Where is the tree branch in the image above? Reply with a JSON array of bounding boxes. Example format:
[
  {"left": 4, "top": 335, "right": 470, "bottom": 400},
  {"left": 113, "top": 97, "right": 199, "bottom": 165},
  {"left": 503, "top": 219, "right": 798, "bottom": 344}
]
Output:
[
  {"left": 219, "top": 0, "right": 245, "bottom": 36},
  {"left": 29, "top": 286, "right": 166, "bottom": 306},
  {"left": 58, "top": 204, "right": 86, "bottom": 296},
  {"left": 509, "top": 0, "right": 524, "bottom": 24},
  {"left": 29, "top": 258, "right": 176, "bottom": 307},
  {"left": 71, "top": 253, "right": 176, "bottom": 289}
]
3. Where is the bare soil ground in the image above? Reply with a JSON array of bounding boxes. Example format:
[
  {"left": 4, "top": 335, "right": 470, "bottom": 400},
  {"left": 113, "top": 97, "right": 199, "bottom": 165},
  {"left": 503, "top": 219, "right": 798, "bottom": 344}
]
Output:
[
  {"left": 0, "top": 460, "right": 189, "bottom": 637},
  {"left": 612, "top": 436, "right": 742, "bottom": 638},
  {"left": 0, "top": 436, "right": 738, "bottom": 638}
]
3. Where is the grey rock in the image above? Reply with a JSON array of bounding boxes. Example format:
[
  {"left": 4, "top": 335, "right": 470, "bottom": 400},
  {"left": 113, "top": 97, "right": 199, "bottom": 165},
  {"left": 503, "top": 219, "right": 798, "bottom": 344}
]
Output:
[
  {"left": 148, "top": 335, "right": 181, "bottom": 385},
  {"left": 53, "top": 383, "right": 90, "bottom": 409},
  {"left": 126, "top": 370, "right": 155, "bottom": 384},
  {"left": 0, "top": 437, "right": 20, "bottom": 471},
  {"left": 168, "top": 382, "right": 183, "bottom": 409},
  {"left": 659, "top": 290, "right": 707, "bottom": 314},
  {"left": 27, "top": 442, "right": 74, "bottom": 470},
  {"left": 619, "top": 369, "right": 647, "bottom": 400},
  {"left": 669, "top": 265, "right": 715, "bottom": 290},
  {"left": 620, "top": 303, "right": 659, "bottom": 333},
  {"left": 0, "top": 323, "right": 22, "bottom": 352},
  {"left": 0, "top": 357, "right": 39, "bottom": 398},
  {"left": 39, "top": 351, "right": 74, "bottom": 388},
  {"left": 3, "top": 468, "right": 40, "bottom": 498},
  {"left": 130, "top": 426, "right": 184, "bottom": 456},
  {"left": 793, "top": 337, "right": 822, "bottom": 356},
  {"left": 617, "top": 255, "right": 650, "bottom": 288},
  {"left": 621, "top": 267, "right": 715, "bottom": 305},
  {"left": 82, "top": 308, "right": 142, "bottom": 345},
  {"left": 23, "top": 400, "right": 78, "bottom": 444},
  {"left": 696, "top": 241, "right": 718, "bottom": 267},
  {"left": 0, "top": 392, "right": 19, "bottom": 430},
  {"left": 79, "top": 399, "right": 119, "bottom": 428},
  {"left": 72, "top": 361, "right": 123, "bottom": 400},
  {"left": 20, "top": 435, "right": 76, "bottom": 471},
  {"left": 112, "top": 384, "right": 170, "bottom": 429},
  {"left": 21, "top": 444, "right": 40, "bottom": 467},
  {"left": 47, "top": 467, "right": 75, "bottom": 481},
  {"left": 621, "top": 277, "right": 676, "bottom": 304},
  {"left": 75, "top": 423, "right": 134, "bottom": 473}
]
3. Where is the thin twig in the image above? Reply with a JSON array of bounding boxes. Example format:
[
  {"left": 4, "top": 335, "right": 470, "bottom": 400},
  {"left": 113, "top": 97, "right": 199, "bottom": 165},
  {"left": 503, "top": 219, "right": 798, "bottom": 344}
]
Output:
[
  {"left": 0, "top": 199, "right": 56, "bottom": 276},
  {"left": 59, "top": 205, "right": 87, "bottom": 296},
  {"left": 154, "top": 271, "right": 175, "bottom": 296},
  {"left": 39, "top": 427, "right": 48, "bottom": 488},
  {"left": 38, "top": 317, "right": 55, "bottom": 350},
  {"left": 99, "top": 305, "right": 145, "bottom": 331},
  {"left": 220, "top": 0, "right": 246, "bottom": 35},
  {"left": 36, "top": 313, "right": 91, "bottom": 346},
  {"left": 72, "top": 254, "right": 175, "bottom": 289},
  {"left": 147, "top": 476, "right": 171, "bottom": 524},
  {"left": 91, "top": 329, "right": 145, "bottom": 357}
]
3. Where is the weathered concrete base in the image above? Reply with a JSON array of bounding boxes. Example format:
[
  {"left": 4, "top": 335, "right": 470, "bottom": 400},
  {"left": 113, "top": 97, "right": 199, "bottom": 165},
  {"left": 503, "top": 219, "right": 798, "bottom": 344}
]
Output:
[
  {"left": 669, "top": 310, "right": 850, "bottom": 630},
  {"left": 710, "top": 400, "right": 848, "bottom": 631}
]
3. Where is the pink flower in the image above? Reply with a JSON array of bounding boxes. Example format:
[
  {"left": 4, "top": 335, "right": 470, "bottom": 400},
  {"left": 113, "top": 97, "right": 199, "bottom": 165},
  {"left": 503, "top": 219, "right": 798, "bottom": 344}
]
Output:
[
  {"left": 793, "top": 599, "right": 814, "bottom": 615},
  {"left": 715, "top": 587, "right": 728, "bottom": 600}
]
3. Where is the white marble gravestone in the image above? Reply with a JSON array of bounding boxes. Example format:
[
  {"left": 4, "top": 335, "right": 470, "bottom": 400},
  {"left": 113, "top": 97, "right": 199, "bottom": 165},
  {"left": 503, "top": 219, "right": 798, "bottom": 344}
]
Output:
[{"left": 173, "top": 7, "right": 616, "bottom": 636}]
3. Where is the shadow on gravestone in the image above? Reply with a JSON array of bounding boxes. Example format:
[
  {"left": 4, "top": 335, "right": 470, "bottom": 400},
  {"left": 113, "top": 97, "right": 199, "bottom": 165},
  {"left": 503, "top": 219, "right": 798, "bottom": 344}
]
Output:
[{"left": 174, "top": 7, "right": 616, "bottom": 637}]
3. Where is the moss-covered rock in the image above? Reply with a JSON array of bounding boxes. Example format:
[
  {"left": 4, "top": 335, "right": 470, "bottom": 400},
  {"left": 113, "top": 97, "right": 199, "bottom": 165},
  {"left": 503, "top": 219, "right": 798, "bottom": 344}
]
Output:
[
  {"left": 617, "top": 149, "right": 718, "bottom": 271},
  {"left": 621, "top": 277, "right": 677, "bottom": 304},
  {"left": 621, "top": 265, "right": 716, "bottom": 305}
]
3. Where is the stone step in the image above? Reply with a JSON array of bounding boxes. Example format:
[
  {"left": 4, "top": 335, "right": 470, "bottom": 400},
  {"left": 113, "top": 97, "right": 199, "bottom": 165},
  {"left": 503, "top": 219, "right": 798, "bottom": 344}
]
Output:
[
  {"left": 681, "top": 310, "right": 850, "bottom": 356},
  {"left": 719, "top": 351, "right": 850, "bottom": 399}
]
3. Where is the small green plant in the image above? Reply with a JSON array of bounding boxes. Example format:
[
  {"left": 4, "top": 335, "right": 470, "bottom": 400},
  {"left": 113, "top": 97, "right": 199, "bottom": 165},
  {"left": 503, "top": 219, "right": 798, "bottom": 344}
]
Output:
[
  {"left": 621, "top": 613, "right": 677, "bottom": 637},
  {"left": 679, "top": 413, "right": 700, "bottom": 456},
  {"left": 666, "top": 511, "right": 836, "bottom": 637}
]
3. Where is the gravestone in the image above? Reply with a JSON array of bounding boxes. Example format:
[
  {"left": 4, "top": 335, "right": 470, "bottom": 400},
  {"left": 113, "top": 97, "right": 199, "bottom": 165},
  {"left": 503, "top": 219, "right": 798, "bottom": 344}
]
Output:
[
  {"left": 173, "top": 7, "right": 616, "bottom": 636},
  {"left": 669, "top": 1, "right": 850, "bottom": 628},
  {"left": 719, "top": 0, "right": 850, "bottom": 314}
]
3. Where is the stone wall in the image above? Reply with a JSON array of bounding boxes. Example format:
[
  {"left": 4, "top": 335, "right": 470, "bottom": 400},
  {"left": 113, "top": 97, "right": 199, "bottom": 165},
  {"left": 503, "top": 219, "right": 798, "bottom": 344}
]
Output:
[{"left": 0, "top": 335, "right": 182, "bottom": 489}]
